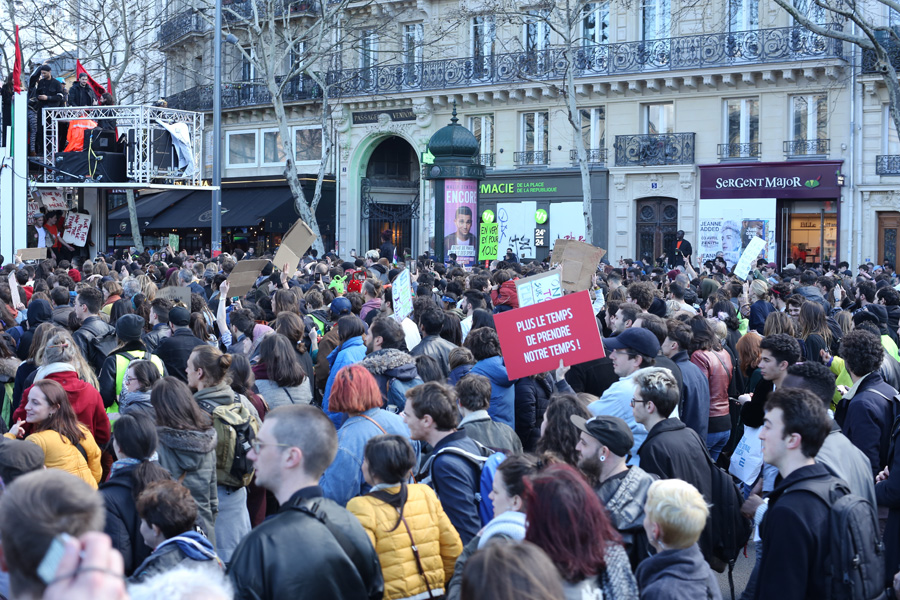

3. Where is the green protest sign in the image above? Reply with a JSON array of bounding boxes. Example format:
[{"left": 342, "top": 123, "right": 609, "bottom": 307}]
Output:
[{"left": 479, "top": 223, "right": 499, "bottom": 261}]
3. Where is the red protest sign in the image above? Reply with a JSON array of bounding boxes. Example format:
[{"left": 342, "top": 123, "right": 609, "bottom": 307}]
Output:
[{"left": 494, "top": 290, "right": 605, "bottom": 379}]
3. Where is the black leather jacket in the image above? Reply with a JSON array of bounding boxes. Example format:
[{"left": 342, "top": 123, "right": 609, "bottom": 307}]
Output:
[
  {"left": 228, "top": 486, "right": 384, "bottom": 600},
  {"left": 73, "top": 315, "right": 116, "bottom": 372}
]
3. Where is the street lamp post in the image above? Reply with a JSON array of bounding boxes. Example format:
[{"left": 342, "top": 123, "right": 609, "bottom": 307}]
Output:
[{"left": 211, "top": 0, "right": 223, "bottom": 256}]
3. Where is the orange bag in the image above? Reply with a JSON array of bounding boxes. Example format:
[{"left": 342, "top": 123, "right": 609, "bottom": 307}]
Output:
[{"left": 64, "top": 119, "right": 99, "bottom": 152}]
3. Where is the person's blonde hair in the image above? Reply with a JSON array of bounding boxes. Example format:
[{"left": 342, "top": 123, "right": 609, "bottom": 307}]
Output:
[
  {"left": 41, "top": 329, "right": 100, "bottom": 389},
  {"left": 750, "top": 279, "right": 769, "bottom": 302},
  {"left": 644, "top": 479, "right": 709, "bottom": 549},
  {"left": 708, "top": 318, "right": 727, "bottom": 342}
]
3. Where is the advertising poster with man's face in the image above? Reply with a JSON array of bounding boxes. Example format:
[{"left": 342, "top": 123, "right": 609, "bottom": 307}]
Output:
[
  {"left": 443, "top": 179, "right": 478, "bottom": 267},
  {"left": 697, "top": 199, "right": 777, "bottom": 267}
]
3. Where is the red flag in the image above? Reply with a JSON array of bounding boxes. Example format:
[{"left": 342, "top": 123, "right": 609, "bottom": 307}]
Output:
[
  {"left": 12, "top": 26, "right": 22, "bottom": 93},
  {"left": 75, "top": 60, "right": 108, "bottom": 101}
]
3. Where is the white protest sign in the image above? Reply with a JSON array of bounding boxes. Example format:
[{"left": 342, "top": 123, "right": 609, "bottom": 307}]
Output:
[
  {"left": 41, "top": 190, "right": 68, "bottom": 211},
  {"left": 516, "top": 270, "right": 563, "bottom": 308},
  {"left": 729, "top": 426, "right": 764, "bottom": 486},
  {"left": 393, "top": 269, "right": 413, "bottom": 323},
  {"left": 733, "top": 236, "right": 766, "bottom": 280},
  {"left": 62, "top": 213, "right": 92, "bottom": 247}
]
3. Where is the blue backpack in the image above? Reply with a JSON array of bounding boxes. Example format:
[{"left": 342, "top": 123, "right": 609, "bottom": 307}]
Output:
[
  {"left": 419, "top": 441, "right": 505, "bottom": 527},
  {"left": 385, "top": 376, "right": 424, "bottom": 413}
]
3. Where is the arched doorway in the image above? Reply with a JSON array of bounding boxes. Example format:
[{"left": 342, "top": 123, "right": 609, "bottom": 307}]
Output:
[
  {"left": 635, "top": 197, "right": 677, "bottom": 264},
  {"left": 361, "top": 136, "right": 420, "bottom": 257}
]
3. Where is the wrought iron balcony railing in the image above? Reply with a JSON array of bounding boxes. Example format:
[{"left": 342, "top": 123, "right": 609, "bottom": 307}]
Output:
[
  {"left": 614, "top": 133, "right": 695, "bottom": 166},
  {"left": 717, "top": 142, "right": 761, "bottom": 160},
  {"left": 514, "top": 151, "right": 550, "bottom": 166},
  {"left": 166, "top": 26, "right": 844, "bottom": 111},
  {"left": 165, "top": 74, "right": 321, "bottom": 112},
  {"left": 570, "top": 148, "right": 607, "bottom": 164},
  {"left": 477, "top": 153, "right": 495, "bottom": 167},
  {"left": 158, "top": 9, "right": 208, "bottom": 48},
  {"left": 222, "top": 0, "right": 318, "bottom": 22},
  {"left": 783, "top": 139, "right": 830, "bottom": 157},
  {"left": 862, "top": 30, "right": 899, "bottom": 74},
  {"left": 876, "top": 155, "right": 900, "bottom": 175}
]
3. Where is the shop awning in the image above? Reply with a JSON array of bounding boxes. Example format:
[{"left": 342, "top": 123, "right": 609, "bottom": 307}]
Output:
[
  {"left": 108, "top": 189, "right": 193, "bottom": 236},
  {"left": 146, "top": 186, "right": 299, "bottom": 231}
]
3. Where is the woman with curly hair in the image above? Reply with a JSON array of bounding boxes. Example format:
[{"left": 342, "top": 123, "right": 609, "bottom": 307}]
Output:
[
  {"left": 536, "top": 393, "right": 591, "bottom": 467},
  {"left": 524, "top": 463, "right": 637, "bottom": 600}
]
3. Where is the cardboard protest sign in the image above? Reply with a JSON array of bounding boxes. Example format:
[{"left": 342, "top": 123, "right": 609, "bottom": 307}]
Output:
[
  {"left": 169, "top": 234, "right": 179, "bottom": 252},
  {"left": 16, "top": 248, "right": 47, "bottom": 262},
  {"left": 227, "top": 259, "right": 270, "bottom": 298},
  {"left": 495, "top": 290, "right": 604, "bottom": 379},
  {"left": 392, "top": 269, "right": 413, "bottom": 323},
  {"left": 62, "top": 213, "right": 91, "bottom": 247},
  {"left": 550, "top": 239, "right": 606, "bottom": 292},
  {"left": 479, "top": 223, "right": 499, "bottom": 262},
  {"left": 273, "top": 219, "right": 317, "bottom": 278},
  {"left": 733, "top": 236, "right": 766, "bottom": 281},
  {"left": 516, "top": 270, "right": 562, "bottom": 308},
  {"left": 40, "top": 190, "right": 68, "bottom": 211},
  {"left": 156, "top": 286, "right": 191, "bottom": 306}
]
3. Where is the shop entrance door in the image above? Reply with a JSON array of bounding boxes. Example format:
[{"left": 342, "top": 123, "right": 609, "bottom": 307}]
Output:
[
  {"left": 636, "top": 197, "right": 677, "bottom": 265},
  {"left": 878, "top": 212, "right": 900, "bottom": 267}
]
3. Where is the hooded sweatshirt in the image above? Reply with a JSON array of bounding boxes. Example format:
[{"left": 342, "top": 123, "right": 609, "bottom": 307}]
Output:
[
  {"left": 15, "top": 365, "right": 110, "bottom": 446},
  {"left": 16, "top": 299, "right": 52, "bottom": 360},
  {"left": 635, "top": 544, "right": 721, "bottom": 600},
  {"left": 470, "top": 356, "right": 517, "bottom": 427}
]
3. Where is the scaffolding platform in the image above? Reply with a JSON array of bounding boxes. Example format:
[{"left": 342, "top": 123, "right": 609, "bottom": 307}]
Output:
[{"left": 39, "top": 105, "right": 205, "bottom": 188}]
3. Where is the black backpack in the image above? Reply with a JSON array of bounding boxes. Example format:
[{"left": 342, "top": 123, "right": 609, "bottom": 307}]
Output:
[
  {"left": 785, "top": 476, "right": 885, "bottom": 600},
  {"left": 91, "top": 328, "right": 119, "bottom": 362},
  {"left": 705, "top": 451, "right": 753, "bottom": 599}
]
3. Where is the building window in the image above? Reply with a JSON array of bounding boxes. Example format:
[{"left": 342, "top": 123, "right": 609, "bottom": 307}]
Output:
[
  {"left": 792, "top": 0, "right": 826, "bottom": 25},
  {"left": 471, "top": 16, "right": 495, "bottom": 59},
  {"left": 580, "top": 107, "right": 606, "bottom": 149},
  {"left": 790, "top": 94, "right": 827, "bottom": 142},
  {"left": 262, "top": 129, "right": 285, "bottom": 166},
  {"left": 471, "top": 16, "right": 495, "bottom": 79},
  {"left": 729, "top": 0, "right": 758, "bottom": 31},
  {"left": 226, "top": 131, "right": 257, "bottom": 167},
  {"left": 521, "top": 111, "right": 549, "bottom": 153},
  {"left": 403, "top": 24, "right": 423, "bottom": 64},
  {"left": 469, "top": 115, "right": 494, "bottom": 154},
  {"left": 644, "top": 103, "right": 674, "bottom": 134},
  {"left": 582, "top": 3, "right": 609, "bottom": 45},
  {"left": 524, "top": 11, "right": 551, "bottom": 52},
  {"left": 724, "top": 98, "right": 759, "bottom": 156},
  {"left": 240, "top": 47, "right": 255, "bottom": 81},
  {"left": 359, "top": 30, "right": 377, "bottom": 69},
  {"left": 287, "top": 42, "right": 305, "bottom": 76},
  {"left": 294, "top": 127, "right": 323, "bottom": 162},
  {"left": 642, "top": 0, "right": 670, "bottom": 40}
]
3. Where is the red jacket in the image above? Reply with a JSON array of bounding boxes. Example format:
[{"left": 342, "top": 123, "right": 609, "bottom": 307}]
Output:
[
  {"left": 14, "top": 370, "right": 111, "bottom": 446},
  {"left": 491, "top": 280, "right": 519, "bottom": 309}
]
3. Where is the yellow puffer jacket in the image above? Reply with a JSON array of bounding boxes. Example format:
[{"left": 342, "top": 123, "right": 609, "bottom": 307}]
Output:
[
  {"left": 348, "top": 483, "right": 463, "bottom": 600},
  {"left": 4, "top": 425, "right": 102, "bottom": 489}
]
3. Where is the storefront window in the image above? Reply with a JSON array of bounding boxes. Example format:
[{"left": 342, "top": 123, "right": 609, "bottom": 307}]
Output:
[{"left": 786, "top": 200, "right": 837, "bottom": 265}]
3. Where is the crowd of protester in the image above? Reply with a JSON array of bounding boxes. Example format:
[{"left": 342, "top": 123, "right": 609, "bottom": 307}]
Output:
[{"left": 2, "top": 244, "right": 900, "bottom": 600}]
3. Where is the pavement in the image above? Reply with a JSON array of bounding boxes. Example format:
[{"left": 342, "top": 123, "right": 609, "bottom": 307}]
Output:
[{"left": 714, "top": 541, "right": 757, "bottom": 600}]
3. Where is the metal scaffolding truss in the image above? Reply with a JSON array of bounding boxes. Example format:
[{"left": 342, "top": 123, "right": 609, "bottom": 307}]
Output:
[{"left": 40, "top": 105, "right": 204, "bottom": 186}]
